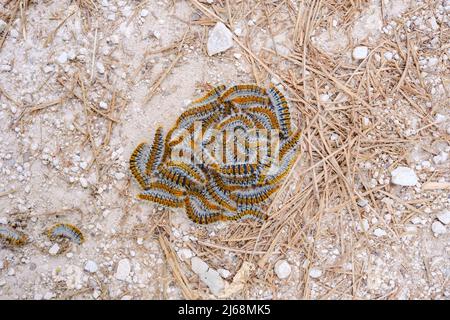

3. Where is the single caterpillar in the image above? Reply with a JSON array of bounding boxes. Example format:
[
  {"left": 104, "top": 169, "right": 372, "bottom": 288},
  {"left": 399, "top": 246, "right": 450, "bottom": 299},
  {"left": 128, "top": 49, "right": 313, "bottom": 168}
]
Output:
[
  {"left": 47, "top": 223, "right": 84, "bottom": 244},
  {"left": 130, "top": 84, "right": 301, "bottom": 224},
  {"left": 0, "top": 225, "right": 28, "bottom": 246}
]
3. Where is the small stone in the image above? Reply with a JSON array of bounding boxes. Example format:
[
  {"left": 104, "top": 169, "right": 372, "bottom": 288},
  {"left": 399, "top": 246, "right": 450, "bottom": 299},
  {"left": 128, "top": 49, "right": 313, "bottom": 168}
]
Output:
[
  {"left": 43, "top": 65, "right": 54, "bottom": 73},
  {"left": 79, "top": 162, "right": 88, "bottom": 170},
  {"left": 433, "top": 152, "right": 448, "bottom": 165},
  {"left": 177, "top": 248, "right": 193, "bottom": 260},
  {"left": 115, "top": 259, "right": 131, "bottom": 281},
  {"left": 80, "top": 177, "right": 88, "bottom": 188},
  {"left": 200, "top": 268, "right": 224, "bottom": 296},
  {"left": 99, "top": 101, "right": 108, "bottom": 110},
  {"left": 391, "top": 166, "right": 418, "bottom": 186},
  {"left": 217, "top": 268, "right": 231, "bottom": 279},
  {"left": 436, "top": 210, "right": 450, "bottom": 225},
  {"left": 234, "top": 27, "right": 242, "bottom": 37},
  {"left": 319, "top": 94, "right": 329, "bottom": 102},
  {"left": 207, "top": 22, "right": 234, "bottom": 56},
  {"left": 384, "top": 51, "right": 393, "bottom": 60},
  {"left": 361, "top": 219, "right": 370, "bottom": 231},
  {"left": 435, "top": 114, "right": 446, "bottom": 123},
  {"left": 191, "top": 257, "right": 208, "bottom": 275},
  {"left": 0, "top": 19, "right": 7, "bottom": 34},
  {"left": 110, "top": 35, "right": 120, "bottom": 44},
  {"left": 84, "top": 260, "right": 98, "bottom": 273},
  {"left": 0, "top": 64, "right": 11, "bottom": 72},
  {"left": 43, "top": 292, "right": 54, "bottom": 300},
  {"left": 309, "top": 268, "right": 322, "bottom": 278},
  {"left": 357, "top": 198, "right": 369, "bottom": 207},
  {"left": 352, "top": 46, "right": 369, "bottom": 60},
  {"left": 49, "top": 243, "right": 60, "bottom": 255},
  {"left": 431, "top": 221, "right": 446, "bottom": 235},
  {"left": 114, "top": 172, "right": 125, "bottom": 180},
  {"left": 140, "top": 9, "right": 149, "bottom": 17},
  {"left": 96, "top": 62, "right": 105, "bottom": 74},
  {"left": 373, "top": 228, "right": 387, "bottom": 237},
  {"left": 274, "top": 260, "right": 291, "bottom": 279},
  {"left": 57, "top": 52, "right": 68, "bottom": 64}
]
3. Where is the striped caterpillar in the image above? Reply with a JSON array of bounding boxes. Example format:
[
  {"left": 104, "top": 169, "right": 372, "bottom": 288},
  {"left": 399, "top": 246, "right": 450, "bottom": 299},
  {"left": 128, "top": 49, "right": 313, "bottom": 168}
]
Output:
[
  {"left": 47, "top": 223, "right": 84, "bottom": 244},
  {"left": 130, "top": 84, "right": 301, "bottom": 224},
  {"left": 0, "top": 225, "right": 28, "bottom": 246}
]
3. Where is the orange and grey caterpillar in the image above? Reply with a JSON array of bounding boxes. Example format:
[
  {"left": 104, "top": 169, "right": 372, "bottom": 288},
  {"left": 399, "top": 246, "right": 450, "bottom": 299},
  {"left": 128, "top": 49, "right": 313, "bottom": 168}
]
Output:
[
  {"left": 47, "top": 223, "right": 84, "bottom": 244},
  {"left": 0, "top": 225, "right": 28, "bottom": 245}
]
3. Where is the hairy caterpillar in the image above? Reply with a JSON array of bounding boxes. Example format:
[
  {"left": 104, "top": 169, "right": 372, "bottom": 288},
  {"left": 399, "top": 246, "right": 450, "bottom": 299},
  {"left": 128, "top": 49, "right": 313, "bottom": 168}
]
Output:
[
  {"left": 0, "top": 225, "right": 28, "bottom": 246},
  {"left": 47, "top": 223, "right": 84, "bottom": 244}
]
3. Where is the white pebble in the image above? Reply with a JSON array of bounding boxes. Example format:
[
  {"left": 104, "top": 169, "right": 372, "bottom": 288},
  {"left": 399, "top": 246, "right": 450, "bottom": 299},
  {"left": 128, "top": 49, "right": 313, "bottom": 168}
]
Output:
[
  {"left": 435, "top": 114, "right": 446, "bottom": 123},
  {"left": 0, "top": 19, "right": 6, "bottom": 34},
  {"left": 191, "top": 257, "right": 208, "bottom": 275},
  {"left": 84, "top": 260, "right": 98, "bottom": 273},
  {"left": 96, "top": 62, "right": 105, "bottom": 74},
  {"left": 43, "top": 292, "right": 54, "bottom": 300},
  {"left": 79, "top": 177, "right": 88, "bottom": 188},
  {"left": 436, "top": 210, "right": 450, "bottom": 225},
  {"left": 431, "top": 221, "right": 446, "bottom": 235},
  {"left": 57, "top": 52, "right": 68, "bottom": 64},
  {"left": 140, "top": 9, "right": 149, "bottom": 17},
  {"left": 114, "top": 172, "right": 125, "bottom": 180},
  {"left": 99, "top": 101, "right": 108, "bottom": 109},
  {"left": 217, "top": 268, "right": 231, "bottom": 279},
  {"left": 274, "top": 260, "right": 291, "bottom": 279},
  {"left": 352, "top": 46, "right": 369, "bottom": 60},
  {"left": 207, "top": 22, "right": 234, "bottom": 56},
  {"left": 177, "top": 248, "right": 193, "bottom": 260},
  {"left": 373, "top": 228, "right": 387, "bottom": 237},
  {"left": 200, "top": 268, "right": 224, "bottom": 296},
  {"left": 115, "top": 258, "right": 131, "bottom": 281},
  {"left": 309, "top": 268, "right": 322, "bottom": 278},
  {"left": 383, "top": 51, "right": 393, "bottom": 60},
  {"left": 49, "top": 243, "right": 60, "bottom": 255},
  {"left": 391, "top": 166, "right": 418, "bottom": 186}
]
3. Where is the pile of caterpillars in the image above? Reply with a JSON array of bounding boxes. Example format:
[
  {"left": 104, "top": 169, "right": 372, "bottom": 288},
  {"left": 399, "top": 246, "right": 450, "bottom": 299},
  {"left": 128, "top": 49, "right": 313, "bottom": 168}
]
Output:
[{"left": 130, "top": 84, "right": 301, "bottom": 224}]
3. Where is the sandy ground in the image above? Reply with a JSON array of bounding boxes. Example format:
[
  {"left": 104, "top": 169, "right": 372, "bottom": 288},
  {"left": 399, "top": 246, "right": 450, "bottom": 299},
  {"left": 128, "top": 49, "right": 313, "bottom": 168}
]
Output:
[{"left": 0, "top": 0, "right": 449, "bottom": 299}]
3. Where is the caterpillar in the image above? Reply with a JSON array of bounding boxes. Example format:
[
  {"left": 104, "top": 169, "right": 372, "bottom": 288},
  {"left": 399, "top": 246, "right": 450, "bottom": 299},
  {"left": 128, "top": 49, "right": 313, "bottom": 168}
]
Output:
[
  {"left": 184, "top": 196, "right": 226, "bottom": 224},
  {"left": 0, "top": 225, "right": 28, "bottom": 246},
  {"left": 237, "top": 205, "right": 268, "bottom": 222},
  {"left": 130, "top": 84, "right": 301, "bottom": 224},
  {"left": 231, "top": 183, "right": 280, "bottom": 206},
  {"left": 138, "top": 187, "right": 184, "bottom": 208},
  {"left": 47, "top": 223, "right": 84, "bottom": 244},
  {"left": 145, "top": 127, "right": 165, "bottom": 176},
  {"left": 267, "top": 85, "right": 292, "bottom": 138},
  {"left": 129, "top": 142, "right": 152, "bottom": 189}
]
